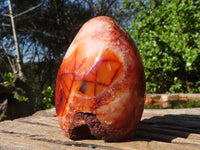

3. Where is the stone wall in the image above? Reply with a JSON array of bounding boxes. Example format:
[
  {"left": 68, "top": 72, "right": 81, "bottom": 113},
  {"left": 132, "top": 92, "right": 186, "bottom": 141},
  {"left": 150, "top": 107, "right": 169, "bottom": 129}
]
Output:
[{"left": 0, "top": 108, "right": 200, "bottom": 150}]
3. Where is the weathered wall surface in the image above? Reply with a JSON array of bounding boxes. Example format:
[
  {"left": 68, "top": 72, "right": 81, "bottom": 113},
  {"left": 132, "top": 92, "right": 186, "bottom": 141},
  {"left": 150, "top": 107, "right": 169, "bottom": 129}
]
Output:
[{"left": 0, "top": 108, "right": 200, "bottom": 150}]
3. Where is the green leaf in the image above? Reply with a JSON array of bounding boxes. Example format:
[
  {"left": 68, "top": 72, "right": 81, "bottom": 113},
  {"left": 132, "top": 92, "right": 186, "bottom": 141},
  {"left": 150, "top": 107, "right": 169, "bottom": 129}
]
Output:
[{"left": 18, "top": 96, "right": 29, "bottom": 102}]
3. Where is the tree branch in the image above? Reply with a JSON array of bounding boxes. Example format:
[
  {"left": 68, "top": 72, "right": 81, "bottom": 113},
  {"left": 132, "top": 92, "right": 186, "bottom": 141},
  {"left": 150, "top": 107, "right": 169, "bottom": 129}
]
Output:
[
  {"left": 14, "top": 2, "right": 44, "bottom": 18},
  {"left": 8, "top": 0, "right": 23, "bottom": 79},
  {"left": 89, "top": 0, "right": 99, "bottom": 15},
  {"left": 1, "top": 40, "right": 17, "bottom": 74},
  {"left": 101, "top": 0, "right": 115, "bottom": 15}
]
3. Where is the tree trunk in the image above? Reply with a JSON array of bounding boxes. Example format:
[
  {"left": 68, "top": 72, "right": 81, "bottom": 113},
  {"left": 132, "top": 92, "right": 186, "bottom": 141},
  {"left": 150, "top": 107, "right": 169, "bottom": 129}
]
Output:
[{"left": 8, "top": 0, "right": 24, "bottom": 80}]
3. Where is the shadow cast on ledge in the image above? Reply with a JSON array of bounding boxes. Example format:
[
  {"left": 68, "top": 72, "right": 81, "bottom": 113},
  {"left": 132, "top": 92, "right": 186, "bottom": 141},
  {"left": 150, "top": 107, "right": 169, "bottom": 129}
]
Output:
[
  {"left": 69, "top": 113, "right": 200, "bottom": 144},
  {"left": 131, "top": 114, "right": 200, "bottom": 143}
]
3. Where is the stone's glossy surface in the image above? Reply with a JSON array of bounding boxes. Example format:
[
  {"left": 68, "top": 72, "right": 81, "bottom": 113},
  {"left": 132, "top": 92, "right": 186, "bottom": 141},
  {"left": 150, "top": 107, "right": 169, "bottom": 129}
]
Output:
[{"left": 55, "top": 16, "right": 146, "bottom": 141}]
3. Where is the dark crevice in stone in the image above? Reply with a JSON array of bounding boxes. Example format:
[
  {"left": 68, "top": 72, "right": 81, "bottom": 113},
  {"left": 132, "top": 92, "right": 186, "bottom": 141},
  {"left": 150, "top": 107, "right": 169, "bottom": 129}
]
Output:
[
  {"left": 30, "top": 137, "right": 122, "bottom": 150},
  {"left": 1, "top": 130, "right": 41, "bottom": 138},
  {"left": 16, "top": 120, "right": 57, "bottom": 128},
  {"left": 69, "top": 124, "right": 94, "bottom": 140},
  {"left": 69, "top": 112, "right": 107, "bottom": 140}
]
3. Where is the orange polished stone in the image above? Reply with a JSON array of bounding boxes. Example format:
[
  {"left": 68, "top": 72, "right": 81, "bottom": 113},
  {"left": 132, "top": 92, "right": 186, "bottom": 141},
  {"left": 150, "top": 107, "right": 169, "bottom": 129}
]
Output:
[{"left": 55, "top": 16, "right": 145, "bottom": 141}]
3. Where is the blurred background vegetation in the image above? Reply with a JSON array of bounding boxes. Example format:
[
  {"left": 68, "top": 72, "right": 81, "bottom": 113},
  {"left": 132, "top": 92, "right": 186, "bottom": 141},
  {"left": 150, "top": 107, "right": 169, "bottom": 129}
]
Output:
[{"left": 0, "top": 0, "right": 199, "bottom": 119}]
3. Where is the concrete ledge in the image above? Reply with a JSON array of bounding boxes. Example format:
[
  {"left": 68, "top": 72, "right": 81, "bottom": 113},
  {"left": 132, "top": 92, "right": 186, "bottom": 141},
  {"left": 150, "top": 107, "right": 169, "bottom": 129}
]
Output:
[{"left": 0, "top": 108, "right": 200, "bottom": 150}]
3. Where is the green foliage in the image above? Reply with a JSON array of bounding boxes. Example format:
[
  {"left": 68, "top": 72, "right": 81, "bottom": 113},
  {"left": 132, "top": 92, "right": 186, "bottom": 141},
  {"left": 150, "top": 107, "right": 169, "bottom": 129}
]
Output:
[
  {"left": 3, "top": 72, "right": 15, "bottom": 88},
  {"left": 169, "top": 77, "right": 184, "bottom": 93},
  {"left": 2, "top": 72, "right": 29, "bottom": 102},
  {"left": 145, "top": 104, "right": 164, "bottom": 109},
  {"left": 145, "top": 99, "right": 200, "bottom": 109},
  {"left": 124, "top": 0, "right": 200, "bottom": 93},
  {"left": 171, "top": 99, "right": 200, "bottom": 109},
  {"left": 41, "top": 86, "right": 55, "bottom": 109},
  {"left": 17, "top": 96, "right": 29, "bottom": 102},
  {"left": 0, "top": 115, "right": 7, "bottom": 122}
]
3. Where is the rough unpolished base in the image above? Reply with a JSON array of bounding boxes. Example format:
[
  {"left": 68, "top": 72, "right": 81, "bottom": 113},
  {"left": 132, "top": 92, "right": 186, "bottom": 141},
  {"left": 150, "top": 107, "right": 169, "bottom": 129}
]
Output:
[{"left": 69, "top": 112, "right": 107, "bottom": 140}]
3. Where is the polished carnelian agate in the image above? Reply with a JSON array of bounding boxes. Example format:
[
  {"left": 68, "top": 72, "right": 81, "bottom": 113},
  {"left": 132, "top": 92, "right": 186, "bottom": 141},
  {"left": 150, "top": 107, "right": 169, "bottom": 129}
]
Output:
[{"left": 56, "top": 16, "right": 145, "bottom": 141}]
